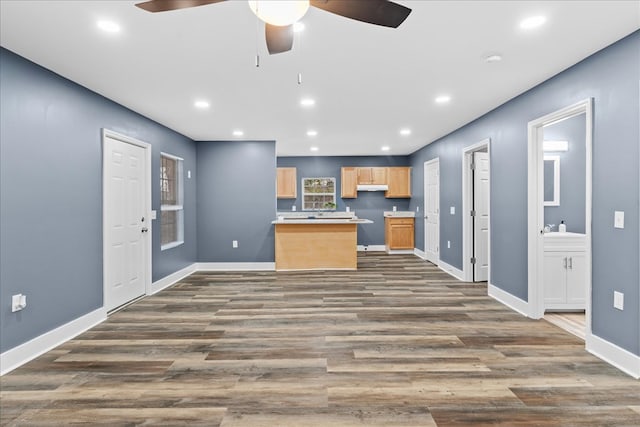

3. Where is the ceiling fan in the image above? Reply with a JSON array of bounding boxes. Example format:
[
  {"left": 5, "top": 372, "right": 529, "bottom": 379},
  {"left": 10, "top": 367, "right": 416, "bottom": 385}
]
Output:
[{"left": 135, "top": 0, "right": 412, "bottom": 54}]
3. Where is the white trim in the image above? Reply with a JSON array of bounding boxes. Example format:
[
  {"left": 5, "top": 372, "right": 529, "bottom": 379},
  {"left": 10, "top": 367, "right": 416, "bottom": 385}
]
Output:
[
  {"left": 438, "top": 259, "right": 464, "bottom": 281},
  {"left": 196, "top": 262, "right": 276, "bottom": 271},
  {"left": 488, "top": 284, "right": 530, "bottom": 317},
  {"left": 160, "top": 151, "right": 184, "bottom": 161},
  {"left": 462, "top": 139, "right": 491, "bottom": 283},
  {"left": 160, "top": 240, "right": 184, "bottom": 251},
  {"left": 527, "top": 99, "right": 593, "bottom": 337},
  {"left": 413, "top": 248, "right": 426, "bottom": 259},
  {"left": 543, "top": 155, "right": 561, "bottom": 206},
  {"left": 586, "top": 332, "right": 640, "bottom": 379},
  {"left": 357, "top": 245, "right": 386, "bottom": 252},
  {"left": 1, "top": 308, "right": 107, "bottom": 376},
  {"left": 102, "top": 129, "right": 153, "bottom": 307},
  {"left": 386, "top": 249, "right": 414, "bottom": 255},
  {"left": 150, "top": 263, "right": 197, "bottom": 295}
]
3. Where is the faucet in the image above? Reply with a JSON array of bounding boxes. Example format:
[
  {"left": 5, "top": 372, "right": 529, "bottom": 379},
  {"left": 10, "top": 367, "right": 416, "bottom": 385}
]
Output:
[{"left": 544, "top": 224, "right": 556, "bottom": 233}]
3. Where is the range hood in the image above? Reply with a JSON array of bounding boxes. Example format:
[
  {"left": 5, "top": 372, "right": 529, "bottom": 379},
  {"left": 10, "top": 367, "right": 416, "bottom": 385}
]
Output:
[{"left": 357, "top": 184, "right": 389, "bottom": 192}]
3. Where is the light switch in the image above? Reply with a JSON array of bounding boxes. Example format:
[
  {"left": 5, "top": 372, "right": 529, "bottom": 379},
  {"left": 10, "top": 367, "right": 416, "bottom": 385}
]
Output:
[
  {"left": 447, "top": 240, "right": 451, "bottom": 249},
  {"left": 150, "top": 210, "right": 157, "bottom": 220},
  {"left": 614, "top": 291, "right": 624, "bottom": 310},
  {"left": 614, "top": 211, "right": 624, "bottom": 229},
  {"left": 392, "top": 206, "right": 397, "bottom": 212},
  {"left": 450, "top": 206, "right": 455, "bottom": 215},
  {"left": 187, "top": 170, "right": 191, "bottom": 179}
]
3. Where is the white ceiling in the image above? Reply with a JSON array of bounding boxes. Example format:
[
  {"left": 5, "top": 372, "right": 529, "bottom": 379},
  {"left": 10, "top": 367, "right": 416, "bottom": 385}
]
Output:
[{"left": 1, "top": 1, "right": 638, "bottom": 156}]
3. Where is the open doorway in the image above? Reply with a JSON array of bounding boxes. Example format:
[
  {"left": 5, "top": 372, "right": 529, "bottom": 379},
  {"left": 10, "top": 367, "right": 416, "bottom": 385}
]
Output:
[
  {"left": 462, "top": 139, "right": 490, "bottom": 283},
  {"left": 527, "top": 99, "right": 592, "bottom": 342}
]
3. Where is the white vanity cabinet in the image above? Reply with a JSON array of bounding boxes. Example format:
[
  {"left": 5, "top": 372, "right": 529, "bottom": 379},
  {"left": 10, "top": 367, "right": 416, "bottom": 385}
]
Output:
[{"left": 543, "top": 233, "right": 587, "bottom": 310}]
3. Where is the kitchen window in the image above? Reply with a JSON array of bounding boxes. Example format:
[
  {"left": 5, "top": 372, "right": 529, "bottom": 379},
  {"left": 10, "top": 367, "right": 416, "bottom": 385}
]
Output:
[
  {"left": 302, "top": 177, "right": 336, "bottom": 210},
  {"left": 160, "top": 153, "right": 184, "bottom": 250}
]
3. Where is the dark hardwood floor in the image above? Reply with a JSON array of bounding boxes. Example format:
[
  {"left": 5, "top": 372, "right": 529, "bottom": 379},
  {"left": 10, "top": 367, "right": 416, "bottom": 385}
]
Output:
[{"left": 1, "top": 254, "right": 638, "bottom": 426}]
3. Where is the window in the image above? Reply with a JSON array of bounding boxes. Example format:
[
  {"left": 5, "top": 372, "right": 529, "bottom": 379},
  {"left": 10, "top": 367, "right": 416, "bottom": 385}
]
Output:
[
  {"left": 160, "top": 153, "right": 184, "bottom": 250},
  {"left": 302, "top": 177, "right": 336, "bottom": 211}
]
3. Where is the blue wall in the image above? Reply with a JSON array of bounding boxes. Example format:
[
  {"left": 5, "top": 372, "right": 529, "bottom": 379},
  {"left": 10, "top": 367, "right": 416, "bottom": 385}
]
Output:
[
  {"left": 409, "top": 31, "right": 639, "bottom": 356},
  {"left": 197, "top": 141, "right": 276, "bottom": 262},
  {"left": 0, "top": 48, "right": 197, "bottom": 353},
  {"left": 277, "top": 156, "right": 412, "bottom": 246},
  {"left": 543, "top": 113, "right": 587, "bottom": 233}
]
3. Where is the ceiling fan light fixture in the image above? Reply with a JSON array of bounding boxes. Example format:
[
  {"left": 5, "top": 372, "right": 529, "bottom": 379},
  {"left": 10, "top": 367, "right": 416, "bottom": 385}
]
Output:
[{"left": 248, "top": 0, "right": 310, "bottom": 26}]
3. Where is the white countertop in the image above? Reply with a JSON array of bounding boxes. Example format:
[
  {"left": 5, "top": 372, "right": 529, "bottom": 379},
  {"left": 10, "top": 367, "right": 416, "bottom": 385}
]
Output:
[
  {"left": 272, "top": 218, "right": 373, "bottom": 225},
  {"left": 383, "top": 211, "right": 415, "bottom": 218}
]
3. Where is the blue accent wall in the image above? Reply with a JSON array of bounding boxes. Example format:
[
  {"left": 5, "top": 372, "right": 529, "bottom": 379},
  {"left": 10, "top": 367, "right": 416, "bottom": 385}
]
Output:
[
  {"left": 543, "top": 113, "right": 587, "bottom": 233},
  {"left": 277, "top": 156, "right": 412, "bottom": 246},
  {"left": 197, "top": 141, "right": 276, "bottom": 262},
  {"left": 409, "top": 31, "right": 639, "bottom": 356},
  {"left": 0, "top": 48, "right": 197, "bottom": 353}
]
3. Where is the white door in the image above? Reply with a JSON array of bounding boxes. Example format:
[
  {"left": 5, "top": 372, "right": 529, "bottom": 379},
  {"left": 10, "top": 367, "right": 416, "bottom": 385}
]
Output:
[
  {"left": 424, "top": 159, "right": 439, "bottom": 264},
  {"left": 104, "top": 135, "right": 147, "bottom": 312},
  {"left": 473, "top": 152, "right": 489, "bottom": 281}
]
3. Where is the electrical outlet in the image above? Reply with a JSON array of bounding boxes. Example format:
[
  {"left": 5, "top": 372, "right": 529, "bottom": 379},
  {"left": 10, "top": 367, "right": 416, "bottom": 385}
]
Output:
[
  {"left": 416, "top": 206, "right": 420, "bottom": 212},
  {"left": 12, "top": 294, "right": 26, "bottom": 312},
  {"left": 447, "top": 240, "right": 451, "bottom": 249},
  {"left": 392, "top": 206, "right": 397, "bottom": 212},
  {"left": 187, "top": 170, "right": 191, "bottom": 179},
  {"left": 292, "top": 205, "right": 296, "bottom": 212},
  {"left": 613, "top": 291, "right": 624, "bottom": 310},
  {"left": 232, "top": 240, "right": 238, "bottom": 249},
  {"left": 450, "top": 206, "right": 455, "bottom": 215},
  {"left": 614, "top": 211, "right": 624, "bottom": 229}
]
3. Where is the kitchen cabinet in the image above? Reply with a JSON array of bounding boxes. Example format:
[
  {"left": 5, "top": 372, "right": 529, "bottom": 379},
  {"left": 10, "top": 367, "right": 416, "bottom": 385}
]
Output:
[
  {"left": 385, "top": 217, "right": 415, "bottom": 251},
  {"left": 357, "top": 167, "right": 387, "bottom": 185},
  {"left": 543, "top": 233, "right": 586, "bottom": 310},
  {"left": 385, "top": 167, "right": 412, "bottom": 198},
  {"left": 341, "top": 167, "right": 358, "bottom": 198},
  {"left": 276, "top": 167, "right": 297, "bottom": 199}
]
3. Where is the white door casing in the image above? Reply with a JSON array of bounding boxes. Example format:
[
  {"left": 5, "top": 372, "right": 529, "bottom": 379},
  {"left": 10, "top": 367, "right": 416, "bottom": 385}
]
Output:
[
  {"left": 424, "top": 159, "right": 440, "bottom": 264},
  {"left": 473, "top": 152, "right": 490, "bottom": 282},
  {"left": 103, "top": 130, "right": 151, "bottom": 312}
]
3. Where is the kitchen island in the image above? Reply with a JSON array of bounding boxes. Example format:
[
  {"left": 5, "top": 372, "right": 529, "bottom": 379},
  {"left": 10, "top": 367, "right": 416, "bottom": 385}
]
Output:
[{"left": 272, "top": 213, "right": 373, "bottom": 271}]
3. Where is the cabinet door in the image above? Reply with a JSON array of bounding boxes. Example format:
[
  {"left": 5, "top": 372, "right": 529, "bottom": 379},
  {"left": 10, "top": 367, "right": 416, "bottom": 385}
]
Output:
[
  {"left": 357, "top": 167, "right": 373, "bottom": 184},
  {"left": 341, "top": 167, "right": 358, "bottom": 198},
  {"left": 566, "top": 252, "right": 586, "bottom": 305},
  {"left": 371, "top": 167, "right": 388, "bottom": 185},
  {"left": 543, "top": 252, "right": 567, "bottom": 305},
  {"left": 386, "top": 218, "right": 414, "bottom": 250},
  {"left": 276, "top": 167, "right": 297, "bottom": 199},
  {"left": 386, "top": 167, "right": 411, "bottom": 198}
]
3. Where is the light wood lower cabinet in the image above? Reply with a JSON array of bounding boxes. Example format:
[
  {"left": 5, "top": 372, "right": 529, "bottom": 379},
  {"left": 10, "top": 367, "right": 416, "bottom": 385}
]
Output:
[
  {"left": 544, "top": 251, "right": 586, "bottom": 310},
  {"left": 277, "top": 167, "right": 297, "bottom": 199},
  {"left": 385, "top": 217, "right": 415, "bottom": 251}
]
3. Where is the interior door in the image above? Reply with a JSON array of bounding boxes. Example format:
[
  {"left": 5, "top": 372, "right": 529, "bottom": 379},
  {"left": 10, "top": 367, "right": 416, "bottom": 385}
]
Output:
[
  {"left": 473, "top": 152, "right": 489, "bottom": 281},
  {"left": 104, "top": 135, "right": 147, "bottom": 312},
  {"left": 424, "top": 159, "right": 439, "bottom": 264}
]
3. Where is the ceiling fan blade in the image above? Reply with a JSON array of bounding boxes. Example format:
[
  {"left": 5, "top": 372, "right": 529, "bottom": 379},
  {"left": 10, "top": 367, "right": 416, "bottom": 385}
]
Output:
[
  {"left": 265, "top": 24, "right": 294, "bottom": 55},
  {"left": 310, "top": 0, "right": 411, "bottom": 28},
  {"left": 135, "top": 0, "right": 227, "bottom": 13}
]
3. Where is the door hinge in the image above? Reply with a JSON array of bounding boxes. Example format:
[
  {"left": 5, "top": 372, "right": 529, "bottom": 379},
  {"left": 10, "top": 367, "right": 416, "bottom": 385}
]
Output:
[
  {"left": 470, "top": 161, "right": 476, "bottom": 170},
  {"left": 471, "top": 257, "right": 476, "bottom": 264},
  {"left": 470, "top": 210, "right": 476, "bottom": 217}
]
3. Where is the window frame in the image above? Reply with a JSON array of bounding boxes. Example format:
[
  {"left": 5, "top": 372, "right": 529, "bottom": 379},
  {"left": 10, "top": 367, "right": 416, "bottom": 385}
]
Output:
[
  {"left": 301, "top": 177, "right": 337, "bottom": 211},
  {"left": 160, "top": 152, "right": 184, "bottom": 250}
]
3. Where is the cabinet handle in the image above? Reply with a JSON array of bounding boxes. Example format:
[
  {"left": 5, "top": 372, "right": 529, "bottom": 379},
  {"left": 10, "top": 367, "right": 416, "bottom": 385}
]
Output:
[
  {"left": 568, "top": 257, "right": 573, "bottom": 269},
  {"left": 563, "top": 257, "right": 567, "bottom": 269}
]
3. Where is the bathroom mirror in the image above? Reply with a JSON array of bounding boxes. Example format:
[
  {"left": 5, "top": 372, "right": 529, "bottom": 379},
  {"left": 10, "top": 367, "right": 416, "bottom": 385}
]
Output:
[{"left": 543, "top": 155, "right": 560, "bottom": 206}]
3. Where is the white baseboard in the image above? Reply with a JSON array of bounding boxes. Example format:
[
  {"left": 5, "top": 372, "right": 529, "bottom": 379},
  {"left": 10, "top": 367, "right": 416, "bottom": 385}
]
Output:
[
  {"left": 150, "top": 263, "right": 197, "bottom": 295},
  {"left": 196, "top": 262, "right": 275, "bottom": 271},
  {"left": 413, "top": 248, "right": 426, "bottom": 259},
  {"left": 586, "top": 332, "right": 640, "bottom": 379},
  {"left": 357, "top": 245, "right": 386, "bottom": 252},
  {"left": 438, "top": 259, "right": 465, "bottom": 281},
  {"left": 387, "top": 249, "right": 414, "bottom": 255},
  {"left": 1, "top": 307, "right": 107, "bottom": 376},
  {"left": 488, "top": 283, "right": 530, "bottom": 317}
]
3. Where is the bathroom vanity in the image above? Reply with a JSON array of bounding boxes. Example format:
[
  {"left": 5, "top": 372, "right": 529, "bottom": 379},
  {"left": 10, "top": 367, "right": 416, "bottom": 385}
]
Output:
[{"left": 543, "top": 232, "right": 587, "bottom": 310}]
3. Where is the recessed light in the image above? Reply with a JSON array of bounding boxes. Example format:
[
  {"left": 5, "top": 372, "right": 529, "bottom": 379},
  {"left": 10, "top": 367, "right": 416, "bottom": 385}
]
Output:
[
  {"left": 310, "top": 146, "right": 319, "bottom": 152},
  {"left": 400, "top": 128, "right": 411, "bottom": 136},
  {"left": 194, "top": 100, "right": 210, "bottom": 109},
  {"left": 381, "top": 146, "right": 390, "bottom": 152},
  {"left": 435, "top": 95, "right": 451, "bottom": 104},
  {"left": 293, "top": 22, "right": 305, "bottom": 33},
  {"left": 306, "top": 130, "right": 318, "bottom": 137},
  {"left": 485, "top": 54, "right": 503, "bottom": 63},
  {"left": 300, "top": 98, "right": 315, "bottom": 107},
  {"left": 232, "top": 130, "right": 244, "bottom": 137},
  {"left": 97, "top": 20, "right": 120, "bottom": 33},
  {"left": 520, "top": 15, "right": 546, "bottom": 30}
]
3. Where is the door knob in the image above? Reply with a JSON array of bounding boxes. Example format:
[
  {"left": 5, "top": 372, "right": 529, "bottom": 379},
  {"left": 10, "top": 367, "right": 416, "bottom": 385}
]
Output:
[{"left": 141, "top": 227, "right": 149, "bottom": 233}]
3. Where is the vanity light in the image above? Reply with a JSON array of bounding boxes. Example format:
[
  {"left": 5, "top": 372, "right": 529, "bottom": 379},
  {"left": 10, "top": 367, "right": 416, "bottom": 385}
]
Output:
[
  {"left": 543, "top": 140, "right": 569, "bottom": 152},
  {"left": 97, "top": 20, "right": 121, "bottom": 33},
  {"left": 435, "top": 95, "right": 451, "bottom": 104},
  {"left": 306, "top": 130, "right": 318, "bottom": 137},
  {"left": 194, "top": 100, "right": 210, "bottom": 109},
  {"left": 520, "top": 15, "right": 547, "bottom": 30},
  {"left": 232, "top": 130, "right": 244, "bottom": 137}
]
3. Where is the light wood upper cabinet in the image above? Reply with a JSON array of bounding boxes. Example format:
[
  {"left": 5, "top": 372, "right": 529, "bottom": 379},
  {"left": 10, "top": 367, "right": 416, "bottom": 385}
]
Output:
[
  {"left": 276, "top": 167, "right": 297, "bottom": 199},
  {"left": 341, "top": 167, "right": 358, "bottom": 198},
  {"left": 385, "top": 217, "right": 415, "bottom": 250},
  {"left": 385, "top": 167, "right": 412, "bottom": 198},
  {"left": 357, "top": 167, "right": 387, "bottom": 185}
]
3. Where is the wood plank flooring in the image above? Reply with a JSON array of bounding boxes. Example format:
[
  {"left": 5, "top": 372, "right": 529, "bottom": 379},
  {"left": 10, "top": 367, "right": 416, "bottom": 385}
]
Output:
[
  {"left": 544, "top": 312, "right": 586, "bottom": 340},
  {"left": 1, "top": 254, "right": 638, "bottom": 426}
]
